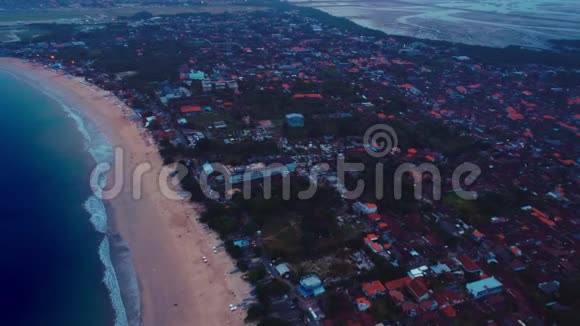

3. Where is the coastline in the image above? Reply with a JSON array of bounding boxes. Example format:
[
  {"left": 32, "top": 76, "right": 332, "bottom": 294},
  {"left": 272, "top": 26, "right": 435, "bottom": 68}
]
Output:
[
  {"left": 289, "top": 0, "right": 580, "bottom": 49},
  {"left": 0, "top": 58, "right": 250, "bottom": 326}
]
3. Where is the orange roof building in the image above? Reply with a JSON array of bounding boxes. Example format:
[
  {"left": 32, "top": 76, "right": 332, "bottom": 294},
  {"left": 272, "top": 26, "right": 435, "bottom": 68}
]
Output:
[
  {"left": 368, "top": 213, "right": 381, "bottom": 222},
  {"left": 362, "top": 281, "right": 386, "bottom": 297},
  {"left": 355, "top": 297, "right": 371, "bottom": 311},
  {"left": 530, "top": 207, "right": 557, "bottom": 226},
  {"left": 293, "top": 93, "right": 322, "bottom": 99},
  {"left": 378, "top": 222, "right": 389, "bottom": 229},
  {"left": 472, "top": 230, "right": 485, "bottom": 240},
  {"left": 180, "top": 105, "right": 202, "bottom": 113},
  {"left": 441, "top": 305, "right": 457, "bottom": 318},
  {"left": 406, "top": 277, "right": 431, "bottom": 302},
  {"left": 385, "top": 276, "right": 411, "bottom": 291}
]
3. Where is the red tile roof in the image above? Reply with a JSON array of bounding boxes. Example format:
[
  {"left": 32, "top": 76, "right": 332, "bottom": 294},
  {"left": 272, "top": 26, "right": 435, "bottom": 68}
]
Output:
[
  {"left": 506, "top": 106, "right": 524, "bottom": 120},
  {"left": 385, "top": 277, "right": 411, "bottom": 291},
  {"left": 530, "top": 208, "right": 556, "bottom": 226},
  {"left": 472, "top": 230, "right": 485, "bottom": 238},
  {"left": 457, "top": 255, "right": 480, "bottom": 272},
  {"left": 510, "top": 246, "right": 522, "bottom": 256},
  {"left": 363, "top": 281, "right": 386, "bottom": 296},
  {"left": 558, "top": 122, "right": 578, "bottom": 131},
  {"left": 370, "top": 243, "right": 383, "bottom": 252},
  {"left": 364, "top": 234, "right": 379, "bottom": 242},
  {"left": 367, "top": 213, "right": 381, "bottom": 221},
  {"left": 366, "top": 203, "right": 377, "bottom": 210},
  {"left": 389, "top": 290, "right": 405, "bottom": 303},
  {"left": 406, "top": 278, "right": 430, "bottom": 301},
  {"left": 356, "top": 297, "right": 371, "bottom": 307},
  {"left": 180, "top": 105, "right": 202, "bottom": 113},
  {"left": 447, "top": 289, "right": 464, "bottom": 304},
  {"left": 378, "top": 222, "right": 389, "bottom": 229},
  {"left": 441, "top": 305, "right": 456, "bottom": 317}
]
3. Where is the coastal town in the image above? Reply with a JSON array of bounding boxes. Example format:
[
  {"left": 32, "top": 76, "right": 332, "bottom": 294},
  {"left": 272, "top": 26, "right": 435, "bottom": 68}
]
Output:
[{"left": 2, "top": 1, "right": 579, "bottom": 325}]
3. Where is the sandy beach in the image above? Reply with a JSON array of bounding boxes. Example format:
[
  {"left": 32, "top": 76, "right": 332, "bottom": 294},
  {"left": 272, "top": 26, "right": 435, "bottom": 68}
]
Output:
[{"left": 0, "top": 58, "right": 250, "bottom": 326}]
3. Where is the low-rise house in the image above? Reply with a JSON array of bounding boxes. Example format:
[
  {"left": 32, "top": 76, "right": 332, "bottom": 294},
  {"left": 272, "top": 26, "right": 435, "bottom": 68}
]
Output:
[
  {"left": 297, "top": 274, "right": 325, "bottom": 298},
  {"left": 385, "top": 276, "right": 411, "bottom": 292},
  {"left": 233, "top": 239, "right": 251, "bottom": 248},
  {"left": 430, "top": 263, "right": 451, "bottom": 275},
  {"left": 471, "top": 230, "right": 485, "bottom": 242},
  {"left": 466, "top": 277, "right": 503, "bottom": 299},
  {"left": 286, "top": 113, "right": 305, "bottom": 127},
  {"left": 353, "top": 202, "right": 378, "bottom": 216},
  {"left": 406, "top": 277, "right": 431, "bottom": 302},
  {"left": 362, "top": 281, "right": 386, "bottom": 297},
  {"left": 408, "top": 265, "right": 429, "bottom": 278},
  {"left": 355, "top": 297, "right": 371, "bottom": 311},
  {"left": 456, "top": 255, "right": 482, "bottom": 274},
  {"left": 364, "top": 234, "right": 383, "bottom": 253},
  {"left": 275, "top": 263, "right": 291, "bottom": 278}
]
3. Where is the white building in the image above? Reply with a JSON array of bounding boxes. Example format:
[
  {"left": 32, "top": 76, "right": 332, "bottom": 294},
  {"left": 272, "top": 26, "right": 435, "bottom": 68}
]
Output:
[{"left": 466, "top": 277, "right": 503, "bottom": 299}]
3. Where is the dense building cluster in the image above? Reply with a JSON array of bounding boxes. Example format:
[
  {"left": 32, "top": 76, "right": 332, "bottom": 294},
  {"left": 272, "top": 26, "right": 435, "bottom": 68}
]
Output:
[{"left": 5, "top": 4, "right": 579, "bottom": 325}]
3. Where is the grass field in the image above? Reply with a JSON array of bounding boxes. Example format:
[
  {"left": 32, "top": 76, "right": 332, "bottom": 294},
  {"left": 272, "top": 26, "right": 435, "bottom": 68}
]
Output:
[{"left": 0, "top": 5, "right": 267, "bottom": 24}]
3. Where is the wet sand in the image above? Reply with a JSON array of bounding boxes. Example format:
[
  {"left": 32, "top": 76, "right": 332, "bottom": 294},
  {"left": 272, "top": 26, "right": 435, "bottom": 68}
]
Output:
[{"left": 0, "top": 58, "right": 250, "bottom": 326}]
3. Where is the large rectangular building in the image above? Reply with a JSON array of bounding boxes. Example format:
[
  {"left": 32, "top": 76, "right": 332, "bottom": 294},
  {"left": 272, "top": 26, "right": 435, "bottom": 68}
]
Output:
[{"left": 466, "top": 277, "right": 503, "bottom": 299}]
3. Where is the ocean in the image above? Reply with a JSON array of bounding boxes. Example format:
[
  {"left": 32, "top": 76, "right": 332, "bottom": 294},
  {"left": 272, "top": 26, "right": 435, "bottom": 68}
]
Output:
[{"left": 0, "top": 70, "right": 130, "bottom": 326}]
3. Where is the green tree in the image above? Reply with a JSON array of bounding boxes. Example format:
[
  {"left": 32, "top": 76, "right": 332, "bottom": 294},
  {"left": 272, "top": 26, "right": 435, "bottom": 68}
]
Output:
[
  {"left": 245, "top": 303, "right": 268, "bottom": 321},
  {"left": 248, "top": 266, "right": 267, "bottom": 284}
]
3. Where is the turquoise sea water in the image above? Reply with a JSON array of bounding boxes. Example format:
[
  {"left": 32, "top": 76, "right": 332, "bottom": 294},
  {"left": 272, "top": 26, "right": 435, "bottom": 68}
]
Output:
[{"left": 0, "top": 71, "right": 124, "bottom": 326}]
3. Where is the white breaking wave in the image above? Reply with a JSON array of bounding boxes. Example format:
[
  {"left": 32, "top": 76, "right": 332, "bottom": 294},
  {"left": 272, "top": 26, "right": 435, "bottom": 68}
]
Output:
[
  {"left": 99, "top": 238, "right": 130, "bottom": 326},
  {"left": 46, "top": 92, "right": 130, "bottom": 326},
  {"left": 1, "top": 70, "right": 134, "bottom": 326},
  {"left": 62, "top": 105, "right": 131, "bottom": 326},
  {"left": 60, "top": 103, "right": 114, "bottom": 165},
  {"left": 84, "top": 195, "right": 108, "bottom": 237}
]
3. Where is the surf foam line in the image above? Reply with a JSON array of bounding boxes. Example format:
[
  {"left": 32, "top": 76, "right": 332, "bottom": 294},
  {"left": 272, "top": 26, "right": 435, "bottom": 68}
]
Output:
[
  {"left": 61, "top": 102, "right": 130, "bottom": 326},
  {"left": 4, "top": 69, "right": 133, "bottom": 326},
  {"left": 1, "top": 64, "right": 145, "bottom": 326},
  {"left": 61, "top": 103, "right": 131, "bottom": 326}
]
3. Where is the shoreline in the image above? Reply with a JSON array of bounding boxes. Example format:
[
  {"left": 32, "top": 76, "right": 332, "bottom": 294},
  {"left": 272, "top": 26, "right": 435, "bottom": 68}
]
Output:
[
  {"left": 0, "top": 58, "right": 250, "bottom": 326},
  {"left": 289, "top": 0, "right": 580, "bottom": 49}
]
